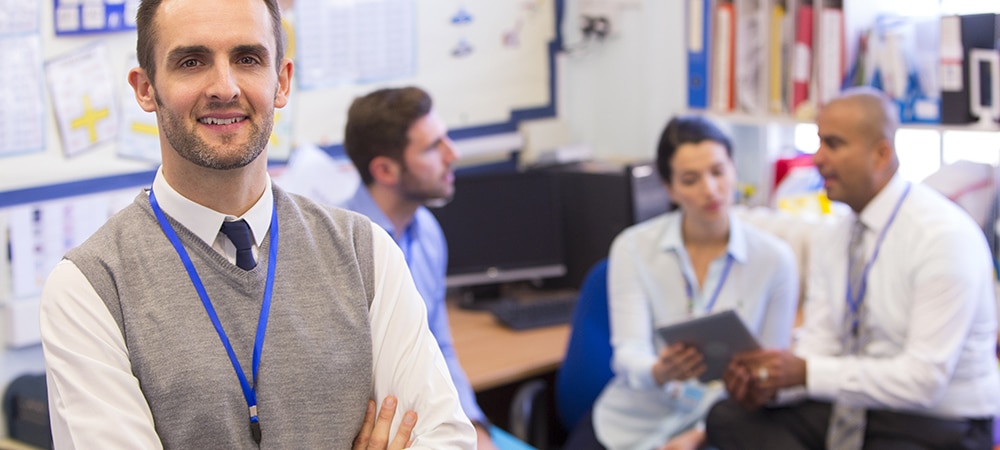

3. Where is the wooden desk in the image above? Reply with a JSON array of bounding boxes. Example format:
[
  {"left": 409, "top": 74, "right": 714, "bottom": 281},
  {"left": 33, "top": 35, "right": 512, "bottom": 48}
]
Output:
[
  {"left": 448, "top": 303, "right": 570, "bottom": 392},
  {"left": 0, "top": 438, "right": 42, "bottom": 450}
]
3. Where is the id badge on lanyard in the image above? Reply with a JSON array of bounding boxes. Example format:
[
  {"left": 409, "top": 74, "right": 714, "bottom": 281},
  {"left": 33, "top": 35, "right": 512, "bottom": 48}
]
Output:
[{"left": 668, "top": 380, "right": 707, "bottom": 414}]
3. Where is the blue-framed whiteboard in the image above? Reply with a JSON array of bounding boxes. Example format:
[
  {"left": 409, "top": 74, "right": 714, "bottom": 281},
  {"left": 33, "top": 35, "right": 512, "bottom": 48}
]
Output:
[{"left": 2, "top": 0, "right": 565, "bottom": 208}]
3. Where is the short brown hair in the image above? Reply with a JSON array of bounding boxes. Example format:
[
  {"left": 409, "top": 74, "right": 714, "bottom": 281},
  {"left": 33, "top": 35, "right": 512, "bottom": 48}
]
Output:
[
  {"left": 344, "top": 87, "right": 433, "bottom": 186},
  {"left": 135, "top": 0, "right": 285, "bottom": 83}
]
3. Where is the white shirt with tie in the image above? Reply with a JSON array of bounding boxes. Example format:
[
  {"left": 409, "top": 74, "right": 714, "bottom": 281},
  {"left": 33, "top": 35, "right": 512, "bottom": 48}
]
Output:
[{"left": 796, "top": 174, "right": 1000, "bottom": 419}]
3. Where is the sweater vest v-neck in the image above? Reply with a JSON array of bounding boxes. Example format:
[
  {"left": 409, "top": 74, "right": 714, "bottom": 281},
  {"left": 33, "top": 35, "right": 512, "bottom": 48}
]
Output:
[{"left": 66, "top": 186, "right": 376, "bottom": 449}]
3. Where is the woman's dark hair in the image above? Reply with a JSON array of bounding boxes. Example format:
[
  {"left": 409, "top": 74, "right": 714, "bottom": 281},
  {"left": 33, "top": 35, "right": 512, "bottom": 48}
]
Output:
[{"left": 655, "top": 115, "right": 733, "bottom": 184}]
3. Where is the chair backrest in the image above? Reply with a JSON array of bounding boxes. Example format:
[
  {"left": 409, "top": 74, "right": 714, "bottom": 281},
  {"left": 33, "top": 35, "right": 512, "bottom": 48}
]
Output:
[
  {"left": 554, "top": 258, "right": 613, "bottom": 431},
  {"left": 3, "top": 373, "right": 52, "bottom": 449}
]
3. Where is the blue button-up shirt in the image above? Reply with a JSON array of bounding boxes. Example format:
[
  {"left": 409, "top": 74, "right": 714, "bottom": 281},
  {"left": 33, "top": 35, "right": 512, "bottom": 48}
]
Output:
[{"left": 342, "top": 186, "right": 487, "bottom": 424}]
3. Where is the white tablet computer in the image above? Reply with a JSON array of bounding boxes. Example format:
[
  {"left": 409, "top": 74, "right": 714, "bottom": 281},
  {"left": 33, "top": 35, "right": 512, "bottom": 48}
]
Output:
[{"left": 655, "top": 309, "right": 760, "bottom": 382}]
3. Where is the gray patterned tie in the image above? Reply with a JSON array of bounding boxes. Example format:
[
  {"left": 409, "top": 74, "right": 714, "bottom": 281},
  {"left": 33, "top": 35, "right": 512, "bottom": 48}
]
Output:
[{"left": 827, "top": 218, "right": 867, "bottom": 450}]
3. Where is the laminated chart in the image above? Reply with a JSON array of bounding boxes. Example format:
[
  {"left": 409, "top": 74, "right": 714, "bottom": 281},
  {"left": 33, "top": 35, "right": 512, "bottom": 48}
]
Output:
[
  {"left": 45, "top": 41, "right": 119, "bottom": 157},
  {"left": 53, "top": 0, "right": 139, "bottom": 35},
  {"left": 0, "top": 35, "right": 45, "bottom": 157}
]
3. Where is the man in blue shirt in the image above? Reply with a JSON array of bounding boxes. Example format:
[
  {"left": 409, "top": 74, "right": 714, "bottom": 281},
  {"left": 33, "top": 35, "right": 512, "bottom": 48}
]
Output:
[{"left": 341, "top": 86, "right": 498, "bottom": 450}]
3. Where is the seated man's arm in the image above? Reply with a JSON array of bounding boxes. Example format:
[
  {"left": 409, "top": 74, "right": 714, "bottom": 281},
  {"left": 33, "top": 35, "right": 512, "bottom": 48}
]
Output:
[
  {"left": 367, "top": 227, "right": 476, "bottom": 449},
  {"left": 423, "top": 294, "right": 495, "bottom": 448}
]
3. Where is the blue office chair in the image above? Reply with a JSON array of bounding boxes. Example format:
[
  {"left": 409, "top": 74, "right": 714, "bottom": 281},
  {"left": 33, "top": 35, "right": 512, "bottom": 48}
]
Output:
[
  {"left": 507, "top": 259, "right": 613, "bottom": 448},
  {"left": 554, "top": 258, "right": 614, "bottom": 432}
]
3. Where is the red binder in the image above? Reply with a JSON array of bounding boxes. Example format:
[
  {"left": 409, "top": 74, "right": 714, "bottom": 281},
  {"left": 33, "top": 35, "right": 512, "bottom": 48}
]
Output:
[{"left": 792, "top": 3, "right": 814, "bottom": 114}]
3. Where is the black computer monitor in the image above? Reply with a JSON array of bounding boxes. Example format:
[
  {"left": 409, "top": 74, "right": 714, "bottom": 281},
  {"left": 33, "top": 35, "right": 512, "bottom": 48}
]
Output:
[
  {"left": 540, "top": 160, "right": 673, "bottom": 289},
  {"left": 429, "top": 170, "right": 566, "bottom": 293}
]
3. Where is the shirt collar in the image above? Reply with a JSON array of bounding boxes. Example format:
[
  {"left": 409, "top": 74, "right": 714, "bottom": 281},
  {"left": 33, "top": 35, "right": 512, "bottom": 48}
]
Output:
[
  {"left": 343, "top": 185, "right": 421, "bottom": 243},
  {"left": 151, "top": 166, "right": 273, "bottom": 247},
  {"left": 857, "top": 173, "right": 906, "bottom": 234},
  {"left": 345, "top": 185, "right": 395, "bottom": 233},
  {"left": 658, "top": 211, "right": 748, "bottom": 263}
]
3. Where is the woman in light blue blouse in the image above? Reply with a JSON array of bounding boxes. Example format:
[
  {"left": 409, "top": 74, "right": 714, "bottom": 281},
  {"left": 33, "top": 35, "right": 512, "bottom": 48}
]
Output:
[{"left": 590, "top": 116, "right": 799, "bottom": 450}]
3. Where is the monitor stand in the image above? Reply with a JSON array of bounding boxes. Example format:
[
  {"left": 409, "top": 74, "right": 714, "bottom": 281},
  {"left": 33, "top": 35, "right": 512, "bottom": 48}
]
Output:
[
  {"left": 457, "top": 283, "right": 512, "bottom": 311},
  {"left": 456, "top": 282, "right": 580, "bottom": 312}
]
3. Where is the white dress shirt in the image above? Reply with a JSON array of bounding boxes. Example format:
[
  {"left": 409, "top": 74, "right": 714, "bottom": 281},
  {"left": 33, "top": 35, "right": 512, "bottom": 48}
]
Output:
[
  {"left": 40, "top": 168, "right": 475, "bottom": 449},
  {"left": 796, "top": 174, "right": 1000, "bottom": 418},
  {"left": 593, "top": 211, "right": 799, "bottom": 449}
]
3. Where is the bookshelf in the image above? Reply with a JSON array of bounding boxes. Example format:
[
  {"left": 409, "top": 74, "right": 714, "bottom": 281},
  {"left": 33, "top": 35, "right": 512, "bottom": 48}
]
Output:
[
  {"left": 685, "top": 0, "right": 1000, "bottom": 205},
  {"left": 695, "top": 108, "right": 1000, "bottom": 132},
  {"left": 686, "top": 0, "right": 999, "bottom": 126}
]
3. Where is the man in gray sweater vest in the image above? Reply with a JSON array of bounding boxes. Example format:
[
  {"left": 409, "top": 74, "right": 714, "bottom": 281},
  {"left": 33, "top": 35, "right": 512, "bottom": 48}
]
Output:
[{"left": 38, "top": 0, "right": 475, "bottom": 448}]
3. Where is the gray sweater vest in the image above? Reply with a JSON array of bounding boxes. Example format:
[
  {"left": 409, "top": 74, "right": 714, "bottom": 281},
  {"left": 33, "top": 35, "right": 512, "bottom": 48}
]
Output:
[{"left": 66, "top": 186, "right": 376, "bottom": 449}]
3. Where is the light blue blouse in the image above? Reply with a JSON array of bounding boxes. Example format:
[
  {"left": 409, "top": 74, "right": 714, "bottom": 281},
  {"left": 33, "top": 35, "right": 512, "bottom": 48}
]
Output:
[{"left": 593, "top": 211, "right": 799, "bottom": 449}]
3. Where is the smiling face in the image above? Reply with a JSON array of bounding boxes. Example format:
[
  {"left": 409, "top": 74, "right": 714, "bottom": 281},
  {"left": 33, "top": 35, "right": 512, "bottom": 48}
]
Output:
[
  {"left": 128, "top": 0, "right": 291, "bottom": 171},
  {"left": 665, "top": 140, "right": 736, "bottom": 226},
  {"left": 397, "top": 112, "right": 459, "bottom": 203}
]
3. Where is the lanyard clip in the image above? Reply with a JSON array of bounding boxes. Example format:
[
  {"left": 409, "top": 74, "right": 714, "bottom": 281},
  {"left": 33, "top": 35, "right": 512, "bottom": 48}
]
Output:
[{"left": 249, "top": 405, "right": 261, "bottom": 443}]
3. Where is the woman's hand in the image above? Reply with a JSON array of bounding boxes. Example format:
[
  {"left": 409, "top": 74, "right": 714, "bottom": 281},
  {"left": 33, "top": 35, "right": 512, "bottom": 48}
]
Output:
[{"left": 652, "top": 343, "right": 706, "bottom": 386}]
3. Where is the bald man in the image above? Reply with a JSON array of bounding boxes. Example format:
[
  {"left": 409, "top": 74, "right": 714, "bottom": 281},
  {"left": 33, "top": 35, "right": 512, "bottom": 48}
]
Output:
[{"left": 704, "top": 87, "right": 1000, "bottom": 450}]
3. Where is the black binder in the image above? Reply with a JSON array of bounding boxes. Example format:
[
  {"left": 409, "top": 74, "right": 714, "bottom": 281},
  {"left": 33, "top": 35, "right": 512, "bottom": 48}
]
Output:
[{"left": 941, "top": 13, "right": 1000, "bottom": 124}]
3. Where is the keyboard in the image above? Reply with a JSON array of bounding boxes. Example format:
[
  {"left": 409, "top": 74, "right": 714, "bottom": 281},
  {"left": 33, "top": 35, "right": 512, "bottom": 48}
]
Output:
[{"left": 489, "top": 296, "right": 577, "bottom": 330}]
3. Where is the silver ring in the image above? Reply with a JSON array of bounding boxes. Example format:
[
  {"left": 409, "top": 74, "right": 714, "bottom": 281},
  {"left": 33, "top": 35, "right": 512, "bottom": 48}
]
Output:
[{"left": 757, "top": 366, "right": 769, "bottom": 382}]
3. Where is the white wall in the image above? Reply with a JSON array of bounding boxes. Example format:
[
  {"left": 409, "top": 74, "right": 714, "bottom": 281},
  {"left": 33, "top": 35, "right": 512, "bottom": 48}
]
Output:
[{"left": 558, "top": 1, "right": 687, "bottom": 164}]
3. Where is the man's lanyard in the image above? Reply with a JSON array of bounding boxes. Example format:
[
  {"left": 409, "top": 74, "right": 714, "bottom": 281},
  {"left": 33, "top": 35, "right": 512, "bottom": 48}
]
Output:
[
  {"left": 149, "top": 188, "right": 279, "bottom": 444},
  {"left": 684, "top": 253, "right": 734, "bottom": 314},
  {"left": 846, "top": 182, "right": 911, "bottom": 338}
]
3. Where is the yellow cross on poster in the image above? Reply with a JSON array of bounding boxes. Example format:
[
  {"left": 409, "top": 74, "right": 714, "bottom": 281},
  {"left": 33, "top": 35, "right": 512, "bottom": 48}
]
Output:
[{"left": 70, "top": 96, "right": 110, "bottom": 144}]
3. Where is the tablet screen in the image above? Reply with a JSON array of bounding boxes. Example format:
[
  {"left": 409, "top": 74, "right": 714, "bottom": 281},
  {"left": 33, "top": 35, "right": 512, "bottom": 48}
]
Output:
[{"left": 655, "top": 309, "right": 761, "bottom": 382}]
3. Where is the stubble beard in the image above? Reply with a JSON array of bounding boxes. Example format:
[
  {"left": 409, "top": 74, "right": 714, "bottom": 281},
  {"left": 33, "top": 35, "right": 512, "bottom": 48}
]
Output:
[
  {"left": 155, "top": 94, "right": 272, "bottom": 170},
  {"left": 399, "top": 167, "right": 454, "bottom": 205}
]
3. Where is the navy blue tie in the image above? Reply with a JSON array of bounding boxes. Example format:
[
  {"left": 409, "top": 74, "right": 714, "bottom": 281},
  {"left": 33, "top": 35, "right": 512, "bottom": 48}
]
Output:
[{"left": 220, "top": 219, "right": 256, "bottom": 270}]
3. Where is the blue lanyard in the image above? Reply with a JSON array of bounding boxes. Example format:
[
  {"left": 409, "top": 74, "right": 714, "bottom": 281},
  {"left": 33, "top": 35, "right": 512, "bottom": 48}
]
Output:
[
  {"left": 846, "top": 182, "right": 911, "bottom": 338},
  {"left": 148, "top": 188, "right": 278, "bottom": 444},
  {"left": 685, "top": 253, "right": 734, "bottom": 314}
]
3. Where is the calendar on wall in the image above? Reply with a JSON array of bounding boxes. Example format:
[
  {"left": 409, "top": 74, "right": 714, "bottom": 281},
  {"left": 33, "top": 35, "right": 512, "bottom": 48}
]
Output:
[{"left": 53, "top": 0, "right": 139, "bottom": 35}]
